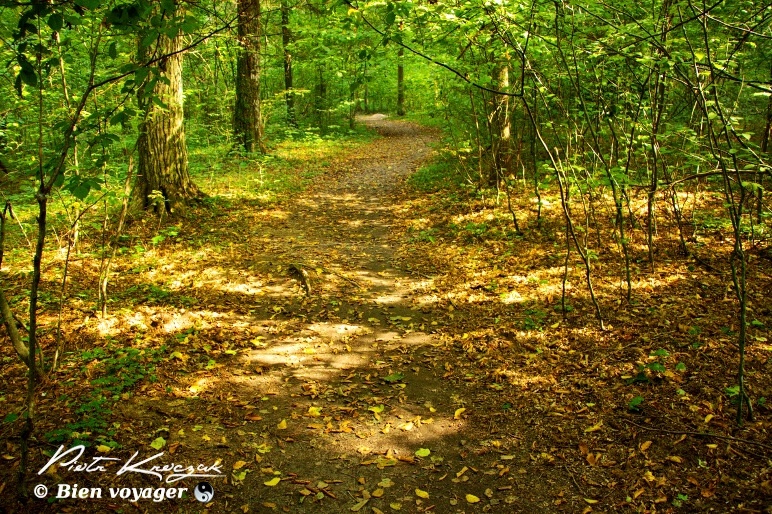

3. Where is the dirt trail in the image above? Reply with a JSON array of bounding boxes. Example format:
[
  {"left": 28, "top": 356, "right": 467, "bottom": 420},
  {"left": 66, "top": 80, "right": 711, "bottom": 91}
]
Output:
[{"left": 105, "top": 116, "right": 545, "bottom": 513}]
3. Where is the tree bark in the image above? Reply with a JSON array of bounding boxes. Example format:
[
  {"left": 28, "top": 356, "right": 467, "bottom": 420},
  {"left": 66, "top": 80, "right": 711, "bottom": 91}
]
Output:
[
  {"left": 136, "top": 29, "right": 200, "bottom": 214},
  {"left": 396, "top": 46, "right": 405, "bottom": 116},
  {"left": 492, "top": 62, "right": 511, "bottom": 185},
  {"left": 234, "top": 0, "right": 266, "bottom": 152},
  {"left": 281, "top": 0, "right": 296, "bottom": 127}
]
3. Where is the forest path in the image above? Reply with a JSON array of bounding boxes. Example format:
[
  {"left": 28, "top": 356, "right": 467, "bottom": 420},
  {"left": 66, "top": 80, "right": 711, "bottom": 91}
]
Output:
[{"left": 115, "top": 116, "right": 545, "bottom": 513}]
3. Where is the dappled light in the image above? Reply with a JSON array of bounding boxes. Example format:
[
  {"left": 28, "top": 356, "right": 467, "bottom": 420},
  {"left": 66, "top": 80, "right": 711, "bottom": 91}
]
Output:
[{"left": 2, "top": 109, "right": 771, "bottom": 514}]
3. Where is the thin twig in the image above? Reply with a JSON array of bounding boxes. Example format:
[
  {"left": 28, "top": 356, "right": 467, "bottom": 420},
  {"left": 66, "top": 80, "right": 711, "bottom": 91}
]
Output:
[{"left": 621, "top": 418, "right": 772, "bottom": 452}]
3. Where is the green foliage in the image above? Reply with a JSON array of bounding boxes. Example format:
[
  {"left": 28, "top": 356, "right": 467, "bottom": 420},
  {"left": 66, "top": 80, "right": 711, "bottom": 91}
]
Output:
[
  {"left": 408, "top": 159, "right": 461, "bottom": 192},
  {"left": 521, "top": 308, "right": 546, "bottom": 331},
  {"left": 628, "top": 395, "right": 644, "bottom": 412},
  {"left": 44, "top": 343, "right": 164, "bottom": 445}
]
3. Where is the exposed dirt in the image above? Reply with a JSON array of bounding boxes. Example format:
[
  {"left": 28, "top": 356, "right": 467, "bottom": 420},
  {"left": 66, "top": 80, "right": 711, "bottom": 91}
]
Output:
[{"left": 1, "top": 115, "right": 771, "bottom": 514}]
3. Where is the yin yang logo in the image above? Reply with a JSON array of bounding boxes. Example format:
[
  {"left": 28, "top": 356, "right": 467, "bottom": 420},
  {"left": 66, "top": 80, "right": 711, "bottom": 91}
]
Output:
[{"left": 194, "top": 482, "right": 214, "bottom": 503}]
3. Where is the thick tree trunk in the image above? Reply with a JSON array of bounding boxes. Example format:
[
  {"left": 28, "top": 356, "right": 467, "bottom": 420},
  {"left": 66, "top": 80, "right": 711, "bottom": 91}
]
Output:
[
  {"left": 281, "top": 0, "right": 296, "bottom": 128},
  {"left": 136, "top": 30, "right": 199, "bottom": 214},
  {"left": 234, "top": 0, "right": 265, "bottom": 152}
]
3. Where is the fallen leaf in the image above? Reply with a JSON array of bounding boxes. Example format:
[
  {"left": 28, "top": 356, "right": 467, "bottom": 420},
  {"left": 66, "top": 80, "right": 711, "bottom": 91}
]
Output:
[
  {"left": 264, "top": 477, "right": 281, "bottom": 486},
  {"left": 378, "top": 478, "right": 394, "bottom": 488},
  {"left": 350, "top": 499, "right": 369, "bottom": 511},
  {"left": 277, "top": 419, "right": 288, "bottom": 430},
  {"left": 415, "top": 448, "right": 431, "bottom": 457},
  {"left": 233, "top": 460, "right": 247, "bottom": 470},
  {"left": 584, "top": 421, "right": 603, "bottom": 433},
  {"left": 454, "top": 408, "right": 466, "bottom": 420},
  {"left": 466, "top": 494, "right": 480, "bottom": 503},
  {"left": 415, "top": 488, "right": 429, "bottom": 499}
]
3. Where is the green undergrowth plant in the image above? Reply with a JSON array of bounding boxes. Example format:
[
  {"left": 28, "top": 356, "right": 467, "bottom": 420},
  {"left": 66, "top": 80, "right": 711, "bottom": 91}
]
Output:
[
  {"left": 408, "top": 155, "right": 464, "bottom": 192},
  {"left": 43, "top": 342, "right": 165, "bottom": 447}
]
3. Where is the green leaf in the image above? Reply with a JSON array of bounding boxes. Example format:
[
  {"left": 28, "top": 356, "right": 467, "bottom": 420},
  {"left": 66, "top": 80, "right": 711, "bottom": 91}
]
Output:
[
  {"left": 3, "top": 413, "right": 19, "bottom": 423},
  {"left": 150, "top": 436, "right": 166, "bottom": 450},
  {"left": 382, "top": 372, "right": 404, "bottom": 383},
  {"left": 75, "top": 0, "right": 101, "bottom": 10},
  {"left": 108, "top": 42, "right": 118, "bottom": 59},
  {"left": 628, "top": 396, "right": 644, "bottom": 412},
  {"left": 140, "top": 29, "right": 159, "bottom": 50},
  {"left": 47, "top": 13, "right": 64, "bottom": 31},
  {"left": 647, "top": 362, "right": 666, "bottom": 373},
  {"left": 415, "top": 448, "right": 431, "bottom": 457}
]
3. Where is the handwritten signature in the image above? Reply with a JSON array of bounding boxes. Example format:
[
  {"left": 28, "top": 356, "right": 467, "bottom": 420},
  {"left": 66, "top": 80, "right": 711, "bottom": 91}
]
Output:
[{"left": 38, "top": 445, "right": 224, "bottom": 484}]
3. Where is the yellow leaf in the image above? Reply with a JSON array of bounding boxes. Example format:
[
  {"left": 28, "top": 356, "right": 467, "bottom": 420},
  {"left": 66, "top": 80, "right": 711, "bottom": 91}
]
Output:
[
  {"left": 666, "top": 455, "right": 683, "bottom": 463},
  {"left": 584, "top": 420, "right": 603, "bottom": 433},
  {"left": 454, "top": 408, "right": 466, "bottom": 420},
  {"left": 372, "top": 488, "right": 384, "bottom": 498},
  {"left": 640, "top": 440, "right": 652, "bottom": 452},
  {"left": 308, "top": 406, "right": 322, "bottom": 417},
  {"left": 466, "top": 494, "right": 480, "bottom": 503},
  {"left": 350, "top": 499, "right": 369, "bottom": 511},
  {"left": 704, "top": 414, "right": 714, "bottom": 423},
  {"left": 233, "top": 460, "right": 247, "bottom": 470},
  {"left": 584, "top": 498, "right": 599, "bottom": 504},
  {"left": 264, "top": 477, "right": 281, "bottom": 486},
  {"left": 277, "top": 419, "right": 288, "bottom": 430},
  {"left": 96, "top": 445, "right": 112, "bottom": 453},
  {"left": 415, "top": 488, "right": 429, "bottom": 499},
  {"left": 389, "top": 503, "right": 402, "bottom": 510}
]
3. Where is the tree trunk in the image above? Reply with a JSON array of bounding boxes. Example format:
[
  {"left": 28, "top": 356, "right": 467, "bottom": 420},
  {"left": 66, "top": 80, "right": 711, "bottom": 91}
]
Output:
[
  {"left": 281, "top": 0, "right": 296, "bottom": 128},
  {"left": 234, "top": 0, "right": 266, "bottom": 152},
  {"left": 136, "top": 29, "right": 199, "bottom": 214},
  {"left": 315, "top": 66, "right": 327, "bottom": 132},
  {"left": 396, "top": 46, "right": 405, "bottom": 116},
  {"left": 491, "top": 62, "right": 511, "bottom": 186}
]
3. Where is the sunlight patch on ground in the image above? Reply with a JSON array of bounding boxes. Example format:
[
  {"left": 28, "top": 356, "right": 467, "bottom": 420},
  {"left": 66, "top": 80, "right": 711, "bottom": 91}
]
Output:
[
  {"left": 500, "top": 290, "right": 524, "bottom": 304},
  {"left": 371, "top": 292, "right": 406, "bottom": 305},
  {"left": 307, "top": 322, "right": 368, "bottom": 340},
  {"left": 217, "top": 280, "right": 265, "bottom": 296}
]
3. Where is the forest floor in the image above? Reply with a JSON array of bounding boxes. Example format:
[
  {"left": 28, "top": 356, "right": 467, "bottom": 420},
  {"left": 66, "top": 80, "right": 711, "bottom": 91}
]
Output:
[{"left": 1, "top": 116, "right": 771, "bottom": 513}]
